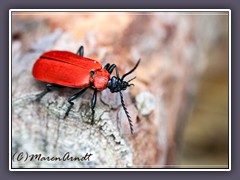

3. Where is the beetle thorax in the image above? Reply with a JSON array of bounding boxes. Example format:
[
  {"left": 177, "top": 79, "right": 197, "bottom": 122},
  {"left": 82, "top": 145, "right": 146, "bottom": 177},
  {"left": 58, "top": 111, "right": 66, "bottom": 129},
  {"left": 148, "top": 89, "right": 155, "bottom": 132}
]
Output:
[{"left": 92, "top": 69, "right": 110, "bottom": 90}]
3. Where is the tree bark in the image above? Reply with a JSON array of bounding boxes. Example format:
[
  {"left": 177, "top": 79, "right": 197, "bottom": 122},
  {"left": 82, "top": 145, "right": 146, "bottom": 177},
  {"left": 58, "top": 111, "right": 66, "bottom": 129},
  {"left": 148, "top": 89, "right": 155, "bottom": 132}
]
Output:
[{"left": 11, "top": 12, "right": 225, "bottom": 168}]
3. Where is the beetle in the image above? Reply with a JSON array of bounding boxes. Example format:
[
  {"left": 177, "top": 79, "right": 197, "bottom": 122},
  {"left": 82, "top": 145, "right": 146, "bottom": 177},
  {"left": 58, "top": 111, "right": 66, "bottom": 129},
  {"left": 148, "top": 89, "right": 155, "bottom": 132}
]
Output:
[{"left": 32, "top": 45, "right": 140, "bottom": 134}]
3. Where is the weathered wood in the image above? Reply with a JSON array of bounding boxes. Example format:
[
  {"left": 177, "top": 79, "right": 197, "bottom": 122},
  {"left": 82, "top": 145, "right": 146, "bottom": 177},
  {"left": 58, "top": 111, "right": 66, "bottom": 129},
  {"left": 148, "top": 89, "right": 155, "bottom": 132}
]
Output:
[{"left": 11, "top": 13, "right": 225, "bottom": 168}]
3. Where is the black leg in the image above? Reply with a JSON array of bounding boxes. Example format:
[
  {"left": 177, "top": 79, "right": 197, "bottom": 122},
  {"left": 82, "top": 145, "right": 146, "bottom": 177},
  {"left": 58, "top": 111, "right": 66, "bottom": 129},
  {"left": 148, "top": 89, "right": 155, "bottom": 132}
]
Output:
[
  {"left": 90, "top": 89, "right": 98, "bottom": 124},
  {"left": 76, "top": 46, "right": 84, "bottom": 56},
  {"left": 36, "top": 84, "right": 56, "bottom": 101},
  {"left": 104, "top": 63, "right": 110, "bottom": 70},
  {"left": 107, "top": 64, "right": 120, "bottom": 78},
  {"left": 107, "top": 64, "right": 116, "bottom": 74},
  {"left": 64, "top": 87, "right": 88, "bottom": 118}
]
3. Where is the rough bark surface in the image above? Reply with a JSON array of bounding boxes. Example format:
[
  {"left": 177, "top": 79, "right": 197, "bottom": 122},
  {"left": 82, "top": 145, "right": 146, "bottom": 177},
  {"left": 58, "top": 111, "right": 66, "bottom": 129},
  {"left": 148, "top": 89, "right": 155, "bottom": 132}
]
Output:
[{"left": 11, "top": 12, "right": 225, "bottom": 168}]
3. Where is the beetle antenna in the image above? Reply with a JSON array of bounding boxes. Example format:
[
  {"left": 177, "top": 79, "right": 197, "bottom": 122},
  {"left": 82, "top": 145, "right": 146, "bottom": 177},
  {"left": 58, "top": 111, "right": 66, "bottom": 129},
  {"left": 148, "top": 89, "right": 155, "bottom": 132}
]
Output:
[
  {"left": 128, "top": 84, "right": 135, "bottom": 87},
  {"left": 121, "top": 59, "right": 141, "bottom": 81},
  {"left": 127, "top": 76, "right": 136, "bottom": 83},
  {"left": 119, "top": 91, "right": 134, "bottom": 135}
]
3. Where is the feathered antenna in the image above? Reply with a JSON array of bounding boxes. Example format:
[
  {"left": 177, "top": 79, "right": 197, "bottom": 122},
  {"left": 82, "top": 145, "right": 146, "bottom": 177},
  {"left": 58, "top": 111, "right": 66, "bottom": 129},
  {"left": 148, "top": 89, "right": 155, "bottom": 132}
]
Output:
[{"left": 119, "top": 91, "right": 134, "bottom": 135}]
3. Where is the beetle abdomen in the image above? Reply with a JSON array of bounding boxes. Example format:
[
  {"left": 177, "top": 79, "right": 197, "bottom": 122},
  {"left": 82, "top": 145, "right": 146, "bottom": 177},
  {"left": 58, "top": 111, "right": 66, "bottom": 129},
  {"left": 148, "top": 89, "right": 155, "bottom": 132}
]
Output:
[{"left": 33, "top": 58, "right": 91, "bottom": 88}]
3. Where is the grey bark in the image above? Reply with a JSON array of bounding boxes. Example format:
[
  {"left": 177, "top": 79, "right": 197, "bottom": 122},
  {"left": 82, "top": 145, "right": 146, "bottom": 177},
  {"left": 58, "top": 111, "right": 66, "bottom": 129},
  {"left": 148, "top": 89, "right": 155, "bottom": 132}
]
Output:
[{"left": 11, "top": 13, "right": 227, "bottom": 168}]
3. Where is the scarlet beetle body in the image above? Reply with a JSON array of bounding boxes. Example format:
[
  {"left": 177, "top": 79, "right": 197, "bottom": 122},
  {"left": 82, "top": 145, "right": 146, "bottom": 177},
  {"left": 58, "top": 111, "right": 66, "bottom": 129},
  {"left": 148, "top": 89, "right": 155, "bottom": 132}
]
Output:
[
  {"left": 33, "top": 51, "right": 110, "bottom": 90},
  {"left": 32, "top": 46, "right": 140, "bottom": 134}
]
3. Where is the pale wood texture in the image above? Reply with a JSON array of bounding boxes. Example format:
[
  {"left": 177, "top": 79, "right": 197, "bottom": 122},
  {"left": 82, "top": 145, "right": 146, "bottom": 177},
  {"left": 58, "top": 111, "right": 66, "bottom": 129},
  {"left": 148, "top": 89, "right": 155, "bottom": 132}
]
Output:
[{"left": 11, "top": 12, "right": 226, "bottom": 168}]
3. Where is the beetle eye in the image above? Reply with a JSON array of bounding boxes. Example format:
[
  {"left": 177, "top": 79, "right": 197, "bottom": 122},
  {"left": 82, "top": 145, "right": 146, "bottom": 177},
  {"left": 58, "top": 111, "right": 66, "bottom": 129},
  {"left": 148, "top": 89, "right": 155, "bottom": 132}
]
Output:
[
  {"left": 107, "top": 79, "right": 111, "bottom": 87},
  {"left": 123, "top": 82, "right": 128, "bottom": 88}
]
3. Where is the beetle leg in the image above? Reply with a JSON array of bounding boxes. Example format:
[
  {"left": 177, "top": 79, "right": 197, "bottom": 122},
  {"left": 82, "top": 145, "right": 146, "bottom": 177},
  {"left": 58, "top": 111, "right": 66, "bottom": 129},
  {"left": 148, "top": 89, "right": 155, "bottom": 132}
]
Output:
[
  {"left": 36, "top": 84, "right": 56, "bottom": 100},
  {"left": 107, "top": 64, "right": 120, "bottom": 78},
  {"left": 107, "top": 64, "right": 116, "bottom": 74},
  {"left": 104, "top": 63, "right": 110, "bottom": 70},
  {"left": 90, "top": 89, "right": 98, "bottom": 124},
  {"left": 76, "top": 46, "right": 84, "bottom": 56},
  {"left": 64, "top": 87, "right": 88, "bottom": 118}
]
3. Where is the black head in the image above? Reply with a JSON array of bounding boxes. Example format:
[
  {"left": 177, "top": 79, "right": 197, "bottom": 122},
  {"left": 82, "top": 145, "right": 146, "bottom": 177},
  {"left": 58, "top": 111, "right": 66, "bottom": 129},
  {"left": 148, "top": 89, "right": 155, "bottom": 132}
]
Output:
[
  {"left": 106, "top": 76, "right": 135, "bottom": 93},
  {"left": 106, "top": 59, "right": 140, "bottom": 135},
  {"left": 106, "top": 60, "right": 140, "bottom": 93}
]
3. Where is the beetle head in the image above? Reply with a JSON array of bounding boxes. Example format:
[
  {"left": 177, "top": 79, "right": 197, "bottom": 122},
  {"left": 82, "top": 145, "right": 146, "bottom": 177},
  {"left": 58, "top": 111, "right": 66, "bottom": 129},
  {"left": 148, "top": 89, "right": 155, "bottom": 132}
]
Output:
[
  {"left": 106, "top": 59, "right": 140, "bottom": 135},
  {"left": 107, "top": 76, "right": 135, "bottom": 93},
  {"left": 107, "top": 59, "right": 140, "bottom": 93}
]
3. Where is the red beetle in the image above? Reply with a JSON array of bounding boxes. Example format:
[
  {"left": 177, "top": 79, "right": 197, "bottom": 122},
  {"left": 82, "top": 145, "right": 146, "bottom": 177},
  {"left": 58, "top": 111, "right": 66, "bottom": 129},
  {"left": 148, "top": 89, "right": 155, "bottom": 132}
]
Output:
[{"left": 32, "top": 46, "right": 140, "bottom": 134}]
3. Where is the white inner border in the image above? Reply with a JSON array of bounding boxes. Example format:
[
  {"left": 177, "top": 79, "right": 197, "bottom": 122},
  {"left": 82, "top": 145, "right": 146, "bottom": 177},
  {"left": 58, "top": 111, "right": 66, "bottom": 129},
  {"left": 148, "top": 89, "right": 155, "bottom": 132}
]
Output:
[{"left": 9, "top": 9, "right": 231, "bottom": 171}]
